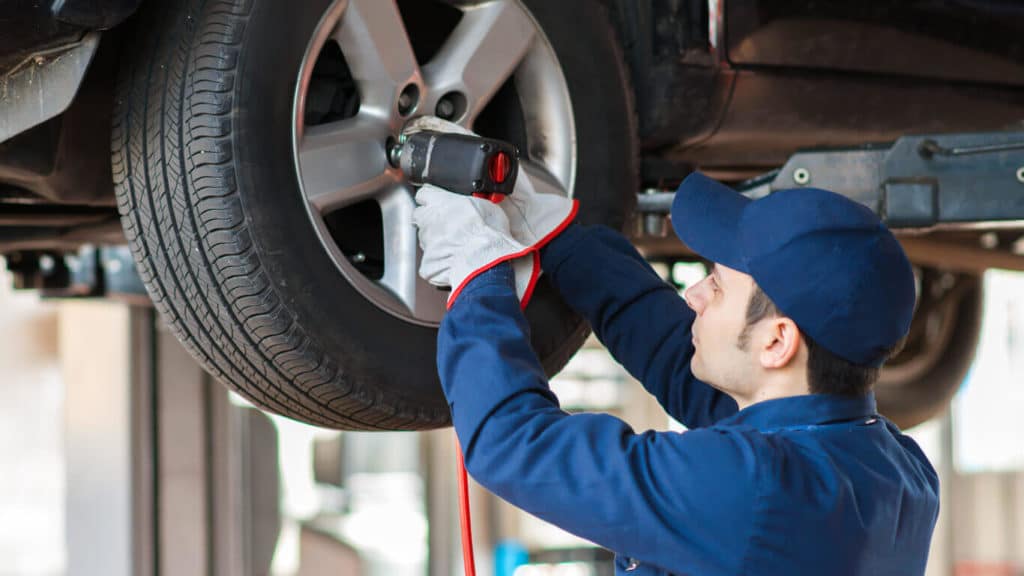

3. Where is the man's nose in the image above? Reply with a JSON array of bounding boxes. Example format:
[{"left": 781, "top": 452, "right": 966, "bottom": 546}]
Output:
[{"left": 683, "top": 279, "right": 708, "bottom": 315}]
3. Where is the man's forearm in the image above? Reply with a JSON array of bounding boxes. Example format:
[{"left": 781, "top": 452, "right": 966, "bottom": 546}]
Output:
[{"left": 437, "top": 262, "right": 558, "bottom": 454}]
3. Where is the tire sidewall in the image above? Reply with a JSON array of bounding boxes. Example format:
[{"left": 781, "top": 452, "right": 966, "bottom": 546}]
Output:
[{"left": 876, "top": 274, "right": 983, "bottom": 429}]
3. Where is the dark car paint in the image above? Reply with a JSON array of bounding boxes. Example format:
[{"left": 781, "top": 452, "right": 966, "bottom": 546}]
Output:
[
  {"left": 727, "top": 0, "right": 1024, "bottom": 86},
  {"left": 610, "top": 0, "right": 1024, "bottom": 181}
]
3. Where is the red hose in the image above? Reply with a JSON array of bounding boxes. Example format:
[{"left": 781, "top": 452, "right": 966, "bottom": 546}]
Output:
[{"left": 456, "top": 439, "right": 477, "bottom": 576}]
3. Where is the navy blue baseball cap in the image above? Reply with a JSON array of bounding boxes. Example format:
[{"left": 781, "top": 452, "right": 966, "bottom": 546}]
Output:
[{"left": 671, "top": 172, "right": 916, "bottom": 367}]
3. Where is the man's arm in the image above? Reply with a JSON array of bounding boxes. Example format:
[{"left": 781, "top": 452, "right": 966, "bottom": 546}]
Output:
[
  {"left": 540, "top": 223, "right": 737, "bottom": 428},
  {"left": 438, "top": 264, "right": 757, "bottom": 574}
]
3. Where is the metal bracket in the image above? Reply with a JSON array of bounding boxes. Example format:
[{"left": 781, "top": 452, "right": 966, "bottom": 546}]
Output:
[
  {"left": 0, "top": 32, "right": 100, "bottom": 142},
  {"left": 744, "top": 131, "right": 1024, "bottom": 229},
  {"left": 637, "top": 130, "right": 1024, "bottom": 231}
]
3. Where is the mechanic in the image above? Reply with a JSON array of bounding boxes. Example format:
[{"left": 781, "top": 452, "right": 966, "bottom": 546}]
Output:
[{"left": 412, "top": 140, "right": 940, "bottom": 574}]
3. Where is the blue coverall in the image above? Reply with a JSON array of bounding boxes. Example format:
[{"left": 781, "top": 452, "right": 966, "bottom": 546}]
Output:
[{"left": 437, "top": 223, "right": 940, "bottom": 575}]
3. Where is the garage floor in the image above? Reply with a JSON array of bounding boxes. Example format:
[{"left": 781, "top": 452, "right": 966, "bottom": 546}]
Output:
[{"left": 2, "top": 266, "right": 1024, "bottom": 576}]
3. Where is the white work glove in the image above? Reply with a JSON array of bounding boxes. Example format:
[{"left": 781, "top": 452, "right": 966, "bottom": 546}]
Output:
[
  {"left": 403, "top": 117, "right": 578, "bottom": 251},
  {"left": 501, "top": 162, "right": 578, "bottom": 250},
  {"left": 412, "top": 185, "right": 540, "bottom": 309}
]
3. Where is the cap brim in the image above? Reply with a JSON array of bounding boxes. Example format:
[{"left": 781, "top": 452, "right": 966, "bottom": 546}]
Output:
[{"left": 671, "top": 172, "right": 752, "bottom": 272}]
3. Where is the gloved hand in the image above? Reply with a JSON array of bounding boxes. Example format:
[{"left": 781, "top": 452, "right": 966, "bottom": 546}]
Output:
[
  {"left": 402, "top": 117, "right": 578, "bottom": 251},
  {"left": 413, "top": 185, "right": 540, "bottom": 309},
  {"left": 501, "top": 162, "right": 578, "bottom": 250}
]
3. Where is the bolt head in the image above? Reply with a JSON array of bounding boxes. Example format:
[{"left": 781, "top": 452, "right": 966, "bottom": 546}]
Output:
[
  {"left": 980, "top": 232, "right": 999, "bottom": 249},
  {"left": 1016, "top": 166, "right": 1024, "bottom": 184},
  {"left": 436, "top": 99, "right": 455, "bottom": 119}
]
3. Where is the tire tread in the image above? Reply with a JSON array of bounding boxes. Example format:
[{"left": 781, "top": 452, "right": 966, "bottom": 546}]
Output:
[{"left": 113, "top": 0, "right": 442, "bottom": 429}]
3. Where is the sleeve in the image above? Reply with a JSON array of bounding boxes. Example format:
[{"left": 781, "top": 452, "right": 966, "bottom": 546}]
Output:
[
  {"left": 437, "top": 264, "right": 758, "bottom": 574},
  {"left": 539, "top": 223, "right": 737, "bottom": 428}
]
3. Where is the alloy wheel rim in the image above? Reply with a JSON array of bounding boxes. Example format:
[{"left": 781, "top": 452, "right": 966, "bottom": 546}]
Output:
[{"left": 292, "top": 0, "right": 576, "bottom": 326}]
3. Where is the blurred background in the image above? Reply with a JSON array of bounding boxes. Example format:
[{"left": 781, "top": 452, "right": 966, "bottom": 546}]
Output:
[{"left": 1, "top": 260, "right": 1023, "bottom": 576}]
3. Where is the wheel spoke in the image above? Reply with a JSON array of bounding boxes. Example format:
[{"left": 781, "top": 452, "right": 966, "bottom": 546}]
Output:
[
  {"left": 422, "top": 0, "right": 536, "bottom": 123},
  {"left": 334, "top": 0, "right": 422, "bottom": 118},
  {"left": 518, "top": 158, "right": 570, "bottom": 198},
  {"left": 376, "top": 186, "right": 447, "bottom": 318},
  {"left": 298, "top": 114, "right": 396, "bottom": 213},
  {"left": 408, "top": 264, "right": 450, "bottom": 320}
]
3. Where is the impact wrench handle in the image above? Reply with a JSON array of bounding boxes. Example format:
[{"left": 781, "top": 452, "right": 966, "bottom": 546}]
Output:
[{"left": 389, "top": 131, "right": 519, "bottom": 202}]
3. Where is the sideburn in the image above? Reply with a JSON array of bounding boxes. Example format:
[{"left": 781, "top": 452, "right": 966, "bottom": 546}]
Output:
[{"left": 737, "top": 285, "right": 780, "bottom": 351}]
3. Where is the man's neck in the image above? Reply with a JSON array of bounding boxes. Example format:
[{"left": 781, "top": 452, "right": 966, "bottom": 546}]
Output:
[{"left": 732, "top": 373, "right": 811, "bottom": 411}]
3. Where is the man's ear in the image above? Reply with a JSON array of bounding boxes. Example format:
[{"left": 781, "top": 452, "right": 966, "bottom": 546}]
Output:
[{"left": 759, "top": 317, "right": 802, "bottom": 369}]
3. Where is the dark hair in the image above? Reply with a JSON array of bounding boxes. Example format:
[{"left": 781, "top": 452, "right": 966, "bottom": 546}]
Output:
[{"left": 739, "top": 284, "right": 897, "bottom": 397}]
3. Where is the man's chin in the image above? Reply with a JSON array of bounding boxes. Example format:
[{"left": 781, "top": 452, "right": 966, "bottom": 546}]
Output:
[
  {"left": 691, "top": 360, "right": 708, "bottom": 384},
  {"left": 692, "top": 362, "right": 725, "bottom": 393}
]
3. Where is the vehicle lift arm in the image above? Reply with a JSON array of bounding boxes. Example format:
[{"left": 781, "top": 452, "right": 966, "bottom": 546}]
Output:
[
  {"left": 638, "top": 131, "right": 1024, "bottom": 229},
  {"left": 635, "top": 130, "right": 1024, "bottom": 272}
]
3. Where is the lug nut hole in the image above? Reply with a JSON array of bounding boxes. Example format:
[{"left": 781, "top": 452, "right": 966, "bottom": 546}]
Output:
[
  {"left": 436, "top": 92, "right": 467, "bottom": 122},
  {"left": 398, "top": 84, "right": 420, "bottom": 117}
]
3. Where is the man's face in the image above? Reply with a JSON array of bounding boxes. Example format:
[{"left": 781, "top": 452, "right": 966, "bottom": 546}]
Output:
[{"left": 683, "top": 264, "right": 759, "bottom": 397}]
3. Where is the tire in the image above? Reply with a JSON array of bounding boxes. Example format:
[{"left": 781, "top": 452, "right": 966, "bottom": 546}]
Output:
[
  {"left": 112, "top": 0, "right": 638, "bottom": 429},
  {"left": 875, "top": 270, "right": 983, "bottom": 429}
]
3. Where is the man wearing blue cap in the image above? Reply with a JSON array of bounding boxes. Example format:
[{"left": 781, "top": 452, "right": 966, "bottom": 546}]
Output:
[{"left": 413, "top": 132, "right": 939, "bottom": 573}]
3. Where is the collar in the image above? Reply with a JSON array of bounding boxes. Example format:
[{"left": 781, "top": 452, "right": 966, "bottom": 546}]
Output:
[{"left": 717, "top": 392, "right": 878, "bottom": 431}]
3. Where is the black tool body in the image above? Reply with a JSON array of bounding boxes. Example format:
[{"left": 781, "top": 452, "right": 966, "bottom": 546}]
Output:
[{"left": 395, "top": 131, "right": 519, "bottom": 197}]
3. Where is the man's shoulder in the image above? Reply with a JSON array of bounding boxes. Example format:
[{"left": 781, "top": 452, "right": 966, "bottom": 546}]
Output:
[
  {"left": 673, "top": 425, "right": 773, "bottom": 478},
  {"left": 886, "top": 418, "right": 941, "bottom": 492},
  {"left": 722, "top": 417, "right": 940, "bottom": 501}
]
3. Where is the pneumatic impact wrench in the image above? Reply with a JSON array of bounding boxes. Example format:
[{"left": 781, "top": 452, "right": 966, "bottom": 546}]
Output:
[{"left": 388, "top": 130, "right": 520, "bottom": 202}]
